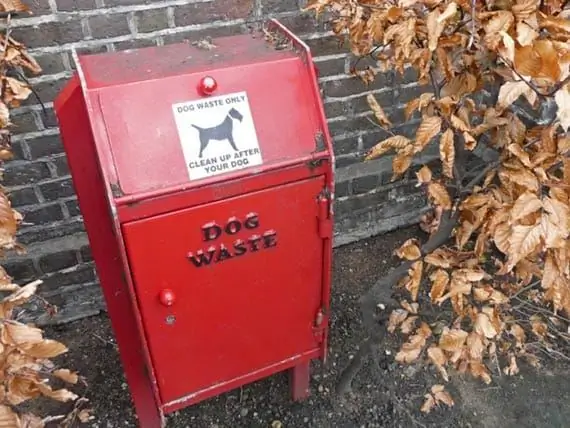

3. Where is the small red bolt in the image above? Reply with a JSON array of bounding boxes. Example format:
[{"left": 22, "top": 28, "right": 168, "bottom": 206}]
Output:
[
  {"left": 159, "top": 289, "right": 176, "bottom": 307},
  {"left": 199, "top": 76, "right": 217, "bottom": 95}
]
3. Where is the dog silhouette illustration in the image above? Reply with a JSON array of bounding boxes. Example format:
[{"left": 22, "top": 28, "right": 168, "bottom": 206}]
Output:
[{"left": 191, "top": 107, "right": 244, "bottom": 158}]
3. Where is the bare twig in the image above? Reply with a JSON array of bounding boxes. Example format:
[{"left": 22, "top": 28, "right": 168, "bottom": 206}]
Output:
[{"left": 365, "top": 116, "right": 397, "bottom": 137}]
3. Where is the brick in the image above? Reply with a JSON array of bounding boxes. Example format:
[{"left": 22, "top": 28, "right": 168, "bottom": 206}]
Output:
[
  {"left": 114, "top": 38, "right": 157, "bottom": 51},
  {"left": 24, "top": 79, "right": 68, "bottom": 108},
  {"left": 352, "top": 175, "right": 379, "bottom": 195},
  {"left": 10, "top": 141, "right": 28, "bottom": 161},
  {"left": 335, "top": 154, "right": 360, "bottom": 169},
  {"left": 18, "top": 220, "right": 85, "bottom": 245},
  {"left": 3, "top": 162, "right": 51, "bottom": 187},
  {"left": 135, "top": 8, "right": 169, "bottom": 34},
  {"left": 12, "top": 20, "right": 84, "bottom": 49},
  {"left": 71, "top": 45, "right": 109, "bottom": 67},
  {"left": 398, "top": 83, "right": 427, "bottom": 106},
  {"left": 350, "top": 190, "right": 390, "bottom": 213},
  {"left": 38, "top": 249, "right": 78, "bottom": 274},
  {"left": 42, "top": 264, "right": 95, "bottom": 291},
  {"left": 305, "top": 35, "right": 348, "bottom": 57},
  {"left": 261, "top": 0, "right": 299, "bottom": 13},
  {"left": 27, "top": 135, "right": 63, "bottom": 159},
  {"left": 39, "top": 178, "right": 76, "bottom": 201},
  {"left": 362, "top": 130, "right": 393, "bottom": 152},
  {"left": 276, "top": 14, "right": 327, "bottom": 35},
  {"left": 398, "top": 66, "right": 419, "bottom": 85},
  {"left": 52, "top": 156, "right": 70, "bottom": 176},
  {"left": 332, "top": 134, "right": 359, "bottom": 156},
  {"left": 162, "top": 23, "right": 247, "bottom": 45},
  {"left": 12, "top": 112, "right": 39, "bottom": 135},
  {"left": 24, "top": 53, "right": 67, "bottom": 79},
  {"left": 66, "top": 199, "right": 81, "bottom": 217},
  {"left": 104, "top": 0, "right": 155, "bottom": 5},
  {"left": 80, "top": 244, "right": 92, "bottom": 262},
  {"left": 89, "top": 14, "right": 131, "bottom": 39},
  {"left": 329, "top": 116, "right": 373, "bottom": 138},
  {"left": 42, "top": 109, "right": 59, "bottom": 130},
  {"left": 324, "top": 101, "right": 348, "bottom": 118},
  {"left": 3, "top": 259, "right": 36, "bottom": 282},
  {"left": 21, "top": 203, "right": 64, "bottom": 225},
  {"left": 56, "top": 0, "right": 97, "bottom": 11},
  {"left": 323, "top": 73, "right": 394, "bottom": 99},
  {"left": 174, "top": 0, "right": 255, "bottom": 27},
  {"left": 335, "top": 181, "right": 349, "bottom": 198},
  {"left": 7, "top": 187, "right": 38, "bottom": 207},
  {"left": 315, "top": 58, "right": 345, "bottom": 77},
  {"left": 26, "top": 0, "right": 52, "bottom": 15}
]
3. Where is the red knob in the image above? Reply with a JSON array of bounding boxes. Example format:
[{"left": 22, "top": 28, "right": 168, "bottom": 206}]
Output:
[
  {"left": 159, "top": 289, "right": 176, "bottom": 307},
  {"left": 199, "top": 76, "right": 217, "bottom": 95}
]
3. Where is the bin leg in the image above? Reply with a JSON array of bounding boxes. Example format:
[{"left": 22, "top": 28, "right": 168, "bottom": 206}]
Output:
[{"left": 289, "top": 361, "right": 311, "bottom": 401}]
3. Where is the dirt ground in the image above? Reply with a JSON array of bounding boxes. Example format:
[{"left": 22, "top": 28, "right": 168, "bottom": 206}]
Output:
[{"left": 42, "top": 226, "right": 570, "bottom": 428}]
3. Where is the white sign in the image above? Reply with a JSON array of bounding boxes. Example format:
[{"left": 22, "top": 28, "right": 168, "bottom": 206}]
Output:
[{"left": 172, "top": 91, "right": 263, "bottom": 180}]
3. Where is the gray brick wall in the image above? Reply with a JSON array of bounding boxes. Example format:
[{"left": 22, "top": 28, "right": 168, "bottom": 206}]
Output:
[{"left": 3, "top": 0, "right": 429, "bottom": 323}]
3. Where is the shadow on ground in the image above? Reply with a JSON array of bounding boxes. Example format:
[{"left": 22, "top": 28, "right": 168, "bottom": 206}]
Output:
[{"left": 43, "top": 227, "right": 570, "bottom": 428}]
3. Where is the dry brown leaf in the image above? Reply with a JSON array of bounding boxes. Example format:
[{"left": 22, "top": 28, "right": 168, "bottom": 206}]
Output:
[
  {"left": 511, "top": 192, "right": 542, "bottom": 221},
  {"left": 395, "top": 239, "right": 422, "bottom": 261},
  {"left": 400, "top": 315, "right": 418, "bottom": 334},
  {"left": 365, "top": 136, "right": 411, "bottom": 161},
  {"left": 388, "top": 309, "right": 409, "bottom": 333},
  {"left": 424, "top": 248, "right": 457, "bottom": 268},
  {"left": 0, "top": 404, "right": 20, "bottom": 427},
  {"left": 427, "top": 346, "right": 449, "bottom": 381},
  {"left": 506, "top": 223, "right": 543, "bottom": 270},
  {"left": 20, "top": 413, "right": 43, "bottom": 428},
  {"left": 503, "top": 354, "right": 520, "bottom": 376},
  {"left": 531, "top": 315, "right": 548, "bottom": 339},
  {"left": 3, "top": 280, "right": 41, "bottom": 304},
  {"left": 0, "top": 0, "right": 29, "bottom": 12},
  {"left": 509, "top": 323, "right": 527, "bottom": 348},
  {"left": 469, "top": 361, "right": 492, "bottom": 384},
  {"left": 395, "top": 332, "right": 426, "bottom": 363},
  {"left": 52, "top": 369, "right": 79, "bottom": 385},
  {"left": 432, "top": 384, "right": 454, "bottom": 407},
  {"left": 429, "top": 269, "right": 449, "bottom": 302},
  {"left": 439, "top": 328, "right": 468, "bottom": 353},
  {"left": 18, "top": 339, "right": 68, "bottom": 359},
  {"left": 421, "top": 384, "right": 454, "bottom": 413},
  {"left": 439, "top": 129, "right": 455, "bottom": 178},
  {"left": 427, "top": 182, "right": 452, "bottom": 210},
  {"left": 392, "top": 145, "right": 415, "bottom": 179},
  {"left": 497, "top": 81, "right": 537, "bottom": 112},
  {"left": 472, "top": 285, "right": 509, "bottom": 305},
  {"left": 555, "top": 85, "right": 570, "bottom": 132},
  {"left": 421, "top": 392, "right": 436, "bottom": 413},
  {"left": 474, "top": 312, "right": 498, "bottom": 339},
  {"left": 466, "top": 331, "right": 485, "bottom": 361},
  {"left": 2, "top": 321, "right": 43, "bottom": 346},
  {"left": 403, "top": 261, "right": 423, "bottom": 301},
  {"left": 367, "top": 94, "right": 392, "bottom": 127},
  {"left": 401, "top": 301, "right": 419, "bottom": 314},
  {"left": 416, "top": 165, "right": 432, "bottom": 185},
  {"left": 415, "top": 116, "right": 442, "bottom": 152}
]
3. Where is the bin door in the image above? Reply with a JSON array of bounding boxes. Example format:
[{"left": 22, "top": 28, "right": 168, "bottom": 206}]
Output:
[{"left": 122, "top": 176, "right": 326, "bottom": 404}]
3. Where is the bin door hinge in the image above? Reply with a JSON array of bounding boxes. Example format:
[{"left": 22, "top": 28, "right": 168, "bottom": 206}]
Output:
[
  {"left": 317, "top": 190, "right": 332, "bottom": 239},
  {"left": 312, "top": 308, "right": 328, "bottom": 344}
]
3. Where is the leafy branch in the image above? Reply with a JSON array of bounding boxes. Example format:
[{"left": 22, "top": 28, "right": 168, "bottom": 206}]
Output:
[
  {"left": 0, "top": 1, "right": 91, "bottom": 425},
  {"left": 305, "top": 0, "right": 570, "bottom": 413}
]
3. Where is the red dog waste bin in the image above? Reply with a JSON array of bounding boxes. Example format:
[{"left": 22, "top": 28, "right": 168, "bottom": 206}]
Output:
[{"left": 54, "top": 19, "right": 335, "bottom": 427}]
